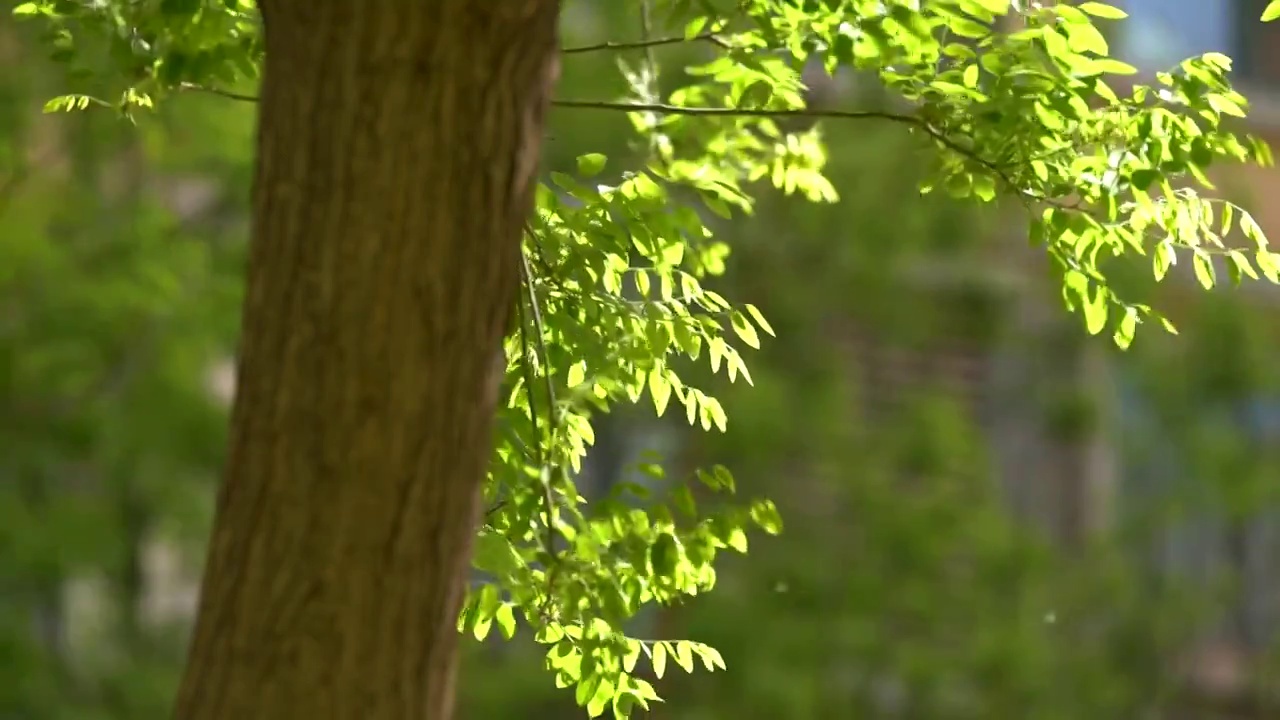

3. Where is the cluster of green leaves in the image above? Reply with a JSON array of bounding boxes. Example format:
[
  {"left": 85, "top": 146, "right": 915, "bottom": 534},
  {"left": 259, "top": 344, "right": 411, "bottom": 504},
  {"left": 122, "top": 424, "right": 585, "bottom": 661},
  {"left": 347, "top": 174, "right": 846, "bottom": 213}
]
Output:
[
  {"left": 17, "top": 0, "right": 1280, "bottom": 717},
  {"left": 14, "top": 0, "right": 258, "bottom": 114},
  {"left": 472, "top": 138, "right": 797, "bottom": 719},
  {"left": 607, "top": 0, "right": 1280, "bottom": 352},
  {"left": 771, "top": 0, "right": 1279, "bottom": 347},
  {"left": 656, "top": 122, "right": 1243, "bottom": 718},
  {"left": 464, "top": 0, "right": 1277, "bottom": 712},
  {"left": 533, "top": 98, "right": 1269, "bottom": 718}
]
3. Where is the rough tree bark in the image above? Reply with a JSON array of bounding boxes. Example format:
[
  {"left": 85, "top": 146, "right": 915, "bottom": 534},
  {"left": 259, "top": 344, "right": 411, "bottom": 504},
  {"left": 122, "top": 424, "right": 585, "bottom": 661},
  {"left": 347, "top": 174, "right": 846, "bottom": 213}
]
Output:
[{"left": 173, "top": 2, "right": 560, "bottom": 718}]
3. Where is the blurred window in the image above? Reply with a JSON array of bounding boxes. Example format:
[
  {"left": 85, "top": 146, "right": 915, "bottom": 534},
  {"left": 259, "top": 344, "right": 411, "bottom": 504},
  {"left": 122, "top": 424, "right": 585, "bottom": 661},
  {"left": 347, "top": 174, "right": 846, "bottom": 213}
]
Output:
[
  {"left": 1114, "top": 0, "right": 1233, "bottom": 72},
  {"left": 1113, "top": 0, "right": 1280, "bottom": 87},
  {"left": 1116, "top": 373, "right": 1280, "bottom": 651}
]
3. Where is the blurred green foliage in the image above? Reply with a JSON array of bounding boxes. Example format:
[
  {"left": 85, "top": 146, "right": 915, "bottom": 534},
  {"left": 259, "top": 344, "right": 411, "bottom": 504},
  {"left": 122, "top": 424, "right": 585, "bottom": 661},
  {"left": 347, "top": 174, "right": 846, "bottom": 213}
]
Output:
[
  {"left": 0, "top": 15, "right": 247, "bottom": 716},
  {"left": 3, "top": 1, "right": 1280, "bottom": 718}
]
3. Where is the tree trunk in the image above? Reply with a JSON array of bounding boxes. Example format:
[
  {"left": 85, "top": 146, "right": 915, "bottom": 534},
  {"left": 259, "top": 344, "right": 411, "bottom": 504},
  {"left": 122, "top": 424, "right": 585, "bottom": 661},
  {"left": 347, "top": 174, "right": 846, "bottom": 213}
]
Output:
[{"left": 173, "top": 2, "right": 560, "bottom": 718}]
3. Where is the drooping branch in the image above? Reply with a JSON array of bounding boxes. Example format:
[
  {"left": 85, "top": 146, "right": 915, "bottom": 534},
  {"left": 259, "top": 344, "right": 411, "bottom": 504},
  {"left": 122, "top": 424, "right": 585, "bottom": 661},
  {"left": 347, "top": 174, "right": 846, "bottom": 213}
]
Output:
[{"left": 515, "top": 247, "right": 558, "bottom": 560}]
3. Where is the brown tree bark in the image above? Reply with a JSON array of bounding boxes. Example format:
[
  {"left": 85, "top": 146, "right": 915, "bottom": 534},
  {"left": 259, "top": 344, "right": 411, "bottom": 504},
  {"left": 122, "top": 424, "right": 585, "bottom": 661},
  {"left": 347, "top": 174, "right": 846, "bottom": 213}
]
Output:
[{"left": 173, "top": 2, "right": 560, "bottom": 718}]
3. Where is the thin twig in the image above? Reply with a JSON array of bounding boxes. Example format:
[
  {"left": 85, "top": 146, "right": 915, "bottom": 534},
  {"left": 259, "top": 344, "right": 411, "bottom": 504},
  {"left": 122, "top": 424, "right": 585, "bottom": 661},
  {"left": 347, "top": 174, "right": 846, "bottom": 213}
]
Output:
[
  {"left": 518, "top": 238, "right": 569, "bottom": 623},
  {"left": 523, "top": 222, "right": 557, "bottom": 277},
  {"left": 177, "top": 82, "right": 258, "bottom": 103},
  {"left": 554, "top": 99, "right": 1008, "bottom": 176},
  {"left": 563, "top": 32, "right": 731, "bottom": 54},
  {"left": 517, "top": 244, "right": 560, "bottom": 560},
  {"left": 553, "top": 98, "right": 923, "bottom": 125}
]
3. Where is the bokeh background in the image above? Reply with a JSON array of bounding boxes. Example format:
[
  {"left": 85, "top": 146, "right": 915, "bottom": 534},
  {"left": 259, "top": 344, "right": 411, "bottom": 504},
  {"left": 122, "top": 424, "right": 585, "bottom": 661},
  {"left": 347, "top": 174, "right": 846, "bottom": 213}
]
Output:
[{"left": 4, "top": 1, "right": 1280, "bottom": 718}]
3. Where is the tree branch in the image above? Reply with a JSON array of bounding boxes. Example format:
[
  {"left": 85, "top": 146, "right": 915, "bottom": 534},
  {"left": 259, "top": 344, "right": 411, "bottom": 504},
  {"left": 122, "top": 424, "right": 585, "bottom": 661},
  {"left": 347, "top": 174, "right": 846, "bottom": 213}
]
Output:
[
  {"left": 562, "top": 32, "right": 730, "bottom": 54},
  {"left": 552, "top": 99, "right": 1005, "bottom": 175},
  {"left": 175, "top": 83, "right": 1059, "bottom": 210},
  {"left": 179, "top": 82, "right": 925, "bottom": 137},
  {"left": 178, "top": 84, "right": 933, "bottom": 142},
  {"left": 177, "top": 82, "right": 259, "bottom": 103},
  {"left": 552, "top": 98, "right": 922, "bottom": 126}
]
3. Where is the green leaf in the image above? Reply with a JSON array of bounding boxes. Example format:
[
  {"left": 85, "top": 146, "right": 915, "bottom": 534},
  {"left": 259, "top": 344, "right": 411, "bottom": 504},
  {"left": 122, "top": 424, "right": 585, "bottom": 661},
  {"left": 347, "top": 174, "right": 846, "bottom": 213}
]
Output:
[
  {"left": 1257, "top": 250, "right": 1280, "bottom": 282},
  {"left": 1112, "top": 307, "right": 1138, "bottom": 350},
  {"left": 726, "top": 527, "right": 748, "bottom": 553},
  {"left": 1153, "top": 241, "right": 1175, "bottom": 281},
  {"left": 971, "top": 174, "right": 996, "bottom": 202},
  {"left": 612, "top": 693, "right": 638, "bottom": 718},
  {"left": 495, "top": 603, "right": 517, "bottom": 640},
  {"left": 1082, "top": 288, "right": 1107, "bottom": 335},
  {"left": 471, "top": 584, "right": 501, "bottom": 641},
  {"left": 1228, "top": 250, "right": 1258, "bottom": 282},
  {"left": 567, "top": 361, "right": 586, "bottom": 387},
  {"left": 1078, "top": 2, "right": 1129, "bottom": 20},
  {"left": 1063, "top": 22, "right": 1108, "bottom": 55},
  {"left": 947, "top": 17, "right": 991, "bottom": 38},
  {"left": 1207, "top": 93, "right": 1246, "bottom": 118},
  {"left": 651, "top": 642, "right": 668, "bottom": 679},
  {"left": 1091, "top": 58, "right": 1138, "bottom": 75},
  {"left": 744, "top": 304, "right": 775, "bottom": 337},
  {"left": 1129, "top": 169, "right": 1158, "bottom": 192},
  {"left": 703, "top": 396, "right": 728, "bottom": 432},
  {"left": 622, "top": 642, "right": 642, "bottom": 673},
  {"left": 648, "top": 368, "right": 672, "bottom": 417},
  {"left": 1192, "top": 250, "right": 1216, "bottom": 289},
  {"left": 650, "top": 533, "right": 680, "bottom": 577},
  {"left": 692, "top": 643, "right": 727, "bottom": 672},
  {"left": 672, "top": 641, "right": 695, "bottom": 673},
  {"left": 749, "top": 499, "right": 784, "bottom": 534},
  {"left": 577, "top": 153, "right": 607, "bottom": 177},
  {"left": 730, "top": 311, "right": 760, "bottom": 349},
  {"left": 1264, "top": 0, "right": 1280, "bottom": 22},
  {"left": 1241, "top": 211, "right": 1266, "bottom": 248},
  {"left": 471, "top": 530, "right": 523, "bottom": 575},
  {"left": 576, "top": 674, "right": 602, "bottom": 708},
  {"left": 586, "top": 678, "right": 612, "bottom": 718}
]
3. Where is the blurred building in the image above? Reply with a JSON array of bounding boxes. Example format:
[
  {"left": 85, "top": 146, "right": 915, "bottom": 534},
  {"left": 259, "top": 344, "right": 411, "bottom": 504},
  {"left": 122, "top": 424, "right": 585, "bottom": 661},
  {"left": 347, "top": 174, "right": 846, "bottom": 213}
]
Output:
[{"left": 832, "top": 3, "right": 1280, "bottom": 713}]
